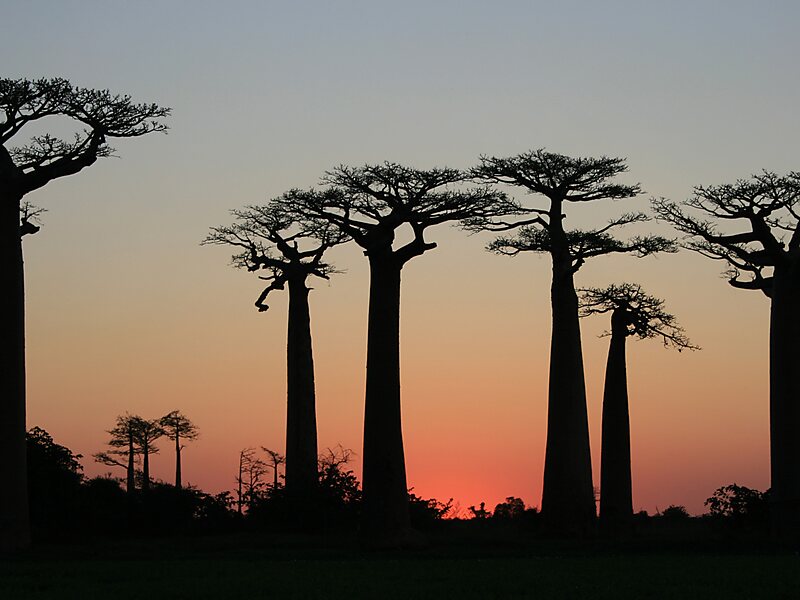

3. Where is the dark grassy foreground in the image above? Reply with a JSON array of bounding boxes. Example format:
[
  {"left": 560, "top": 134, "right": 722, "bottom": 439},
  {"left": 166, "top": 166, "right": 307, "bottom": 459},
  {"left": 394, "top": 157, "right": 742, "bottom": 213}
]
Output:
[{"left": 2, "top": 528, "right": 799, "bottom": 600}]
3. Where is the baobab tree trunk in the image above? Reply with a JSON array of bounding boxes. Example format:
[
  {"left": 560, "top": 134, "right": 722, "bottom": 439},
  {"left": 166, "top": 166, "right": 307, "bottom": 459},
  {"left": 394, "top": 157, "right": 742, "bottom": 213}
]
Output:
[
  {"left": 0, "top": 191, "right": 31, "bottom": 551},
  {"left": 541, "top": 253, "right": 596, "bottom": 535},
  {"left": 142, "top": 447, "right": 150, "bottom": 493},
  {"left": 599, "top": 309, "right": 633, "bottom": 535},
  {"left": 361, "top": 255, "right": 411, "bottom": 545},
  {"left": 285, "top": 276, "right": 318, "bottom": 503},
  {"left": 769, "top": 261, "right": 800, "bottom": 541},
  {"left": 174, "top": 432, "right": 182, "bottom": 489},
  {"left": 127, "top": 434, "right": 135, "bottom": 494}
]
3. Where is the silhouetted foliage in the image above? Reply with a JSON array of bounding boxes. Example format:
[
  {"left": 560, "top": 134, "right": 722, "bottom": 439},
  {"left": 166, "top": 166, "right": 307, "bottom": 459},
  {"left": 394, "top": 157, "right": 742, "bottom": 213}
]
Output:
[
  {"left": 408, "top": 491, "right": 453, "bottom": 530},
  {"left": 159, "top": 410, "right": 199, "bottom": 489},
  {"left": 468, "top": 502, "right": 492, "bottom": 520},
  {"left": 235, "top": 447, "right": 268, "bottom": 515},
  {"left": 493, "top": 497, "right": 526, "bottom": 521},
  {"left": 0, "top": 78, "right": 169, "bottom": 550},
  {"left": 659, "top": 505, "right": 691, "bottom": 520},
  {"left": 653, "top": 171, "right": 800, "bottom": 540},
  {"left": 471, "top": 149, "right": 675, "bottom": 536},
  {"left": 705, "top": 484, "right": 769, "bottom": 530},
  {"left": 94, "top": 413, "right": 142, "bottom": 494},
  {"left": 26, "top": 427, "right": 83, "bottom": 538},
  {"left": 579, "top": 284, "right": 697, "bottom": 350}
]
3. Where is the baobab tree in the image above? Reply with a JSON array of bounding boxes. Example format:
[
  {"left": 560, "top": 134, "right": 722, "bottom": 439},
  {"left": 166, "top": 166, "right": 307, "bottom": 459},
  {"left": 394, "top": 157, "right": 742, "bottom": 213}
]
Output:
[
  {"left": 131, "top": 417, "right": 163, "bottom": 493},
  {"left": 205, "top": 196, "right": 347, "bottom": 506},
  {"left": 94, "top": 414, "right": 142, "bottom": 495},
  {"left": 283, "top": 163, "right": 513, "bottom": 545},
  {"left": 578, "top": 283, "right": 696, "bottom": 534},
  {"left": 235, "top": 447, "right": 268, "bottom": 515},
  {"left": 653, "top": 171, "right": 800, "bottom": 539},
  {"left": 262, "top": 447, "right": 286, "bottom": 489},
  {"left": 472, "top": 149, "right": 674, "bottom": 534},
  {"left": 0, "top": 77, "right": 169, "bottom": 550},
  {"left": 159, "top": 410, "right": 199, "bottom": 489}
]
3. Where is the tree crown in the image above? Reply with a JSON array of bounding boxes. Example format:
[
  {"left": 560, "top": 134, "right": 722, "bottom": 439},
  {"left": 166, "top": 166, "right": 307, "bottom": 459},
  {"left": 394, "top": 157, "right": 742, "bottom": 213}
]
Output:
[
  {"left": 578, "top": 283, "right": 697, "bottom": 350},
  {"left": 281, "top": 162, "right": 516, "bottom": 265},
  {"left": 204, "top": 191, "right": 349, "bottom": 311},
  {"left": 652, "top": 171, "right": 800, "bottom": 297},
  {"left": 1, "top": 77, "right": 170, "bottom": 195}
]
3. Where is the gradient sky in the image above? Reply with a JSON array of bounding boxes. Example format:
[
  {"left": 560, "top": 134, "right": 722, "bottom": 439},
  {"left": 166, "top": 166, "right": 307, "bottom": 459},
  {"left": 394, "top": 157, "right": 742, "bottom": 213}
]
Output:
[{"left": 4, "top": 0, "right": 799, "bottom": 515}]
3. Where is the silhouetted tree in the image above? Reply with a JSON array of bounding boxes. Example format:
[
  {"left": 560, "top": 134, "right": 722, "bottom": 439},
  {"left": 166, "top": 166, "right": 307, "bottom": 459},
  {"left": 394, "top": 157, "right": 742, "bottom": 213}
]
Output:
[
  {"left": 705, "top": 484, "right": 769, "bottom": 529},
  {"left": 468, "top": 502, "right": 492, "bottom": 520},
  {"left": 130, "top": 417, "right": 163, "bottom": 494},
  {"left": 653, "top": 171, "right": 800, "bottom": 539},
  {"left": 472, "top": 149, "right": 674, "bottom": 535},
  {"left": 26, "top": 427, "right": 83, "bottom": 536},
  {"left": 283, "top": 163, "right": 513, "bottom": 545},
  {"left": 261, "top": 447, "right": 285, "bottom": 489},
  {"left": 159, "top": 411, "right": 199, "bottom": 489},
  {"left": 579, "top": 283, "right": 696, "bottom": 535},
  {"left": 235, "top": 447, "right": 268, "bottom": 514},
  {"left": 205, "top": 198, "right": 346, "bottom": 506},
  {"left": 0, "top": 78, "right": 168, "bottom": 550},
  {"left": 493, "top": 496, "right": 526, "bottom": 521},
  {"left": 94, "top": 414, "right": 142, "bottom": 494}
]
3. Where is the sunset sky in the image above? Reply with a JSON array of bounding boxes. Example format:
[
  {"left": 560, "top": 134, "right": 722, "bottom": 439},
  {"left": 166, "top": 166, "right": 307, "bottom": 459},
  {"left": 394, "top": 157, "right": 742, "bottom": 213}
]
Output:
[{"left": 4, "top": 1, "right": 799, "bottom": 516}]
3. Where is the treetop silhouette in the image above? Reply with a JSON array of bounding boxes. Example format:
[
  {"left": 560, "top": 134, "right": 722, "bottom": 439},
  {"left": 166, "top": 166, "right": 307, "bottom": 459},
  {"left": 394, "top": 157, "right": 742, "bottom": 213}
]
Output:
[
  {"left": 1, "top": 77, "right": 169, "bottom": 194},
  {"left": 204, "top": 192, "right": 349, "bottom": 311},
  {"left": 578, "top": 283, "right": 698, "bottom": 350},
  {"left": 652, "top": 171, "right": 800, "bottom": 296}
]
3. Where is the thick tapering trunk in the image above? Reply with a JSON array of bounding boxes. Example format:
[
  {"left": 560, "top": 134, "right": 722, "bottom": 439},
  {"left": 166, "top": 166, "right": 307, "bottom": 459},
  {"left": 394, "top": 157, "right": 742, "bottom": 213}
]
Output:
[
  {"left": 175, "top": 433, "right": 182, "bottom": 489},
  {"left": 769, "top": 261, "right": 800, "bottom": 541},
  {"left": 142, "top": 448, "right": 150, "bottom": 493},
  {"left": 599, "top": 311, "right": 633, "bottom": 535},
  {"left": 361, "top": 255, "right": 411, "bottom": 544},
  {"left": 126, "top": 435, "right": 135, "bottom": 493},
  {"left": 0, "top": 191, "right": 31, "bottom": 551},
  {"left": 541, "top": 252, "right": 596, "bottom": 535},
  {"left": 285, "top": 276, "right": 318, "bottom": 502}
]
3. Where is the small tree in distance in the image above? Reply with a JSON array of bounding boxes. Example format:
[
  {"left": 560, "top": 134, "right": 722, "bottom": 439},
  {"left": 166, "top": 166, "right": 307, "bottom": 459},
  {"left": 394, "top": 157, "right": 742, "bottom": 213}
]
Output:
[
  {"left": 94, "top": 414, "right": 141, "bottom": 494},
  {"left": 579, "top": 283, "right": 696, "bottom": 535},
  {"left": 159, "top": 411, "right": 199, "bottom": 489}
]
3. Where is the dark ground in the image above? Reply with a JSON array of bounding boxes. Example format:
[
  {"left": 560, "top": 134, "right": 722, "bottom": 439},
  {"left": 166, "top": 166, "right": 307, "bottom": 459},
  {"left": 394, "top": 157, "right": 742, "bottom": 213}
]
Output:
[{"left": 2, "top": 525, "right": 798, "bottom": 599}]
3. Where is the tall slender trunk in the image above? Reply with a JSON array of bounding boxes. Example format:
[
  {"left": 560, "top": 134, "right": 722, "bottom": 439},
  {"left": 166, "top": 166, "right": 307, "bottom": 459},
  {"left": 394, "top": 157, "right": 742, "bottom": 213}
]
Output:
[
  {"left": 126, "top": 433, "right": 135, "bottom": 493},
  {"left": 175, "top": 432, "right": 182, "bottom": 489},
  {"left": 769, "top": 261, "right": 800, "bottom": 540},
  {"left": 0, "top": 191, "right": 31, "bottom": 551},
  {"left": 237, "top": 451, "right": 244, "bottom": 515},
  {"left": 599, "top": 310, "right": 633, "bottom": 535},
  {"left": 285, "top": 276, "right": 318, "bottom": 501},
  {"left": 361, "top": 254, "right": 411, "bottom": 543},
  {"left": 541, "top": 249, "right": 596, "bottom": 535},
  {"left": 142, "top": 445, "right": 150, "bottom": 493}
]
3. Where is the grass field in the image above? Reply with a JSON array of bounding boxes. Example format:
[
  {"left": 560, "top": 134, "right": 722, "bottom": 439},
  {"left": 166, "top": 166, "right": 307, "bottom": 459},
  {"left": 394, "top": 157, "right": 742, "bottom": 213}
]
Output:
[{"left": 2, "top": 531, "right": 799, "bottom": 599}]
